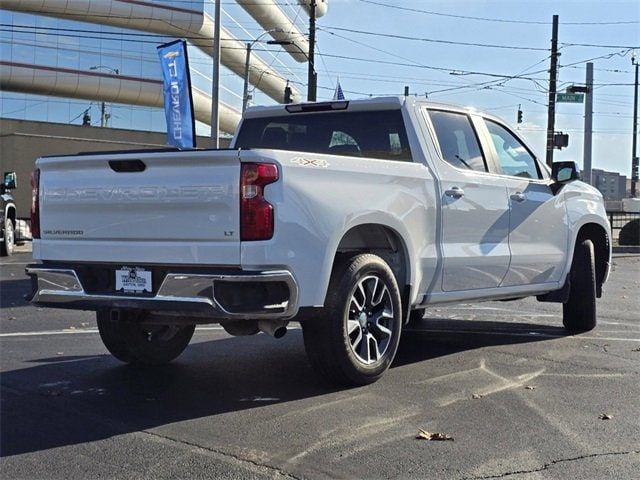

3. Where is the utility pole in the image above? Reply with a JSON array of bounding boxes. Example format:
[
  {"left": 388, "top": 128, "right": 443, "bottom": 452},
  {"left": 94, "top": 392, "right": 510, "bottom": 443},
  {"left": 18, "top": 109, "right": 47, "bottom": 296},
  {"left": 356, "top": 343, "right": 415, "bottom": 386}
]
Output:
[
  {"left": 100, "top": 101, "right": 106, "bottom": 128},
  {"left": 210, "top": 0, "right": 221, "bottom": 148},
  {"left": 242, "top": 42, "right": 252, "bottom": 112},
  {"left": 632, "top": 55, "right": 639, "bottom": 197},
  {"left": 583, "top": 62, "right": 594, "bottom": 185},
  {"left": 307, "top": 0, "right": 317, "bottom": 101},
  {"left": 545, "top": 14, "right": 559, "bottom": 167}
]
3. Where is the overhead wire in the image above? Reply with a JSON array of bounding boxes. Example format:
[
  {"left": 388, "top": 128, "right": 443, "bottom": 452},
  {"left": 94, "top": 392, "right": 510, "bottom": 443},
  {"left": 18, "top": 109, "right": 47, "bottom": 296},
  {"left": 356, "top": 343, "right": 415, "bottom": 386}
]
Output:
[{"left": 355, "top": 0, "right": 640, "bottom": 26}]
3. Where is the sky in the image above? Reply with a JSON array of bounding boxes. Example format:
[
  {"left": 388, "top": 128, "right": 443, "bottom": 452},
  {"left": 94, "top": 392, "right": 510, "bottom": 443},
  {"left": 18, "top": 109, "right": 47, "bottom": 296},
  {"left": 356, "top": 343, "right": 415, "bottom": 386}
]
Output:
[{"left": 242, "top": 0, "right": 639, "bottom": 177}]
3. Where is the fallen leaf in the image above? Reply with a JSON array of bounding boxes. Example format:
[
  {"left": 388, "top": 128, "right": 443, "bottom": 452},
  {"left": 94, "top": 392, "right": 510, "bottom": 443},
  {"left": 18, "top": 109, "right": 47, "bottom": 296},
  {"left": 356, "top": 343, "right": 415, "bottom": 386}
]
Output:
[
  {"left": 68, "top": 326, "right": 76, "bottom": 330},
  {"left": 525, "top": 385, "right": 536, "bottom": 390},
  {"left": 599, "top": 413, "right": 613, "bottom": 420},
  {"left": 471, "top": 393, "right": 483, "bottom": 399},
  {"left": 81, "top": 323, "right": 89, "bottom": 327},
  {"left": 416, "top": 429, "right": 454, "bottom": 441},
  {"left": 8, "top": 316, "right": 16, "bottom": 321},
  {"left": 632, "top": 347, "right": 640, "bottom": 352},
  {"left": 56, "top": 352, "right": 64, "bottom": 355}
]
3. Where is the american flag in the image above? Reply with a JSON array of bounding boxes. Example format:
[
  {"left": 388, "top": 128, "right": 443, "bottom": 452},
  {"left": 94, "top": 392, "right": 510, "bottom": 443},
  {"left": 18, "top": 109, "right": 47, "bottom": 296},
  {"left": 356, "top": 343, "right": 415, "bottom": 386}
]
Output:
[{"left": 333, "top": 78, "right": 345, "bottom": 100}]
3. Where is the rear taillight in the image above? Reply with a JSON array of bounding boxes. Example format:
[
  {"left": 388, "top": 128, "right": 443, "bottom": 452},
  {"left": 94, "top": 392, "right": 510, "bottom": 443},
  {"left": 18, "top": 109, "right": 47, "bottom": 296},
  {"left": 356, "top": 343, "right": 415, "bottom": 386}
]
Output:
[
  {"left": 30, "top": 169, "right": 40, "bottom": 239},
  {"left": 240, "top": 163, "right": 278, "bottom": 241}
]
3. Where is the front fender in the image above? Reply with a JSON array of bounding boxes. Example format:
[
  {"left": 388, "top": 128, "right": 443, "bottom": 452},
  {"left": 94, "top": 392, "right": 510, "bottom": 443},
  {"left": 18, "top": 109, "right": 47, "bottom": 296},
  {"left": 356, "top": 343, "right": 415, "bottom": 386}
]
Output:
[{"left": 560, "top": 182, "right": 611, "bottom": 285}]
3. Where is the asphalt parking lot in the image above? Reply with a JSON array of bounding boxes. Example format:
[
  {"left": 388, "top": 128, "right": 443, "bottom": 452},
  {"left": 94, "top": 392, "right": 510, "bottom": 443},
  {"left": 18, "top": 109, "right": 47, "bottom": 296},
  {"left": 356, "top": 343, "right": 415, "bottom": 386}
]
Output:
[{"left": 1, "top": 250, "right": 639, "bottom": 479}]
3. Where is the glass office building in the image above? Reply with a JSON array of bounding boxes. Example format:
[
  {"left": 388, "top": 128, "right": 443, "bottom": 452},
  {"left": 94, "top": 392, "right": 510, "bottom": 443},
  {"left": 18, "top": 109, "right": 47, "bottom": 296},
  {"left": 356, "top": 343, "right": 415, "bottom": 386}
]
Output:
[{"left": 0, "top": 1, "right": 310, "bottom": 136}]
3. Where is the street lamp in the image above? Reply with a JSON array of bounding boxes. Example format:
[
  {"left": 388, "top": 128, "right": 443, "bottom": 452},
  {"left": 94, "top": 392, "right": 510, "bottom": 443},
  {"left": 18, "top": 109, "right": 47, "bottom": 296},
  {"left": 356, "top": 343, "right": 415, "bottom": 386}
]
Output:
[
  {"left": 242, "top": 29, "right": 289, "bottom": 111},
  {"left": 89, "top": 65, "right": 119, "bottom": 127},
  {"left": 266, "top": 39, "right": 316, "bottom": 102}
]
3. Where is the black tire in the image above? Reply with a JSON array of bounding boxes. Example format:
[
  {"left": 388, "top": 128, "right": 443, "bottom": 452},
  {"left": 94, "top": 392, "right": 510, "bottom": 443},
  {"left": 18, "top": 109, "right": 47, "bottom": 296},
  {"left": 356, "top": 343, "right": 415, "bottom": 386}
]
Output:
[
  {"left": 1, "top": 218, "right": 14, "bottom": 257},
  {"left": 562, "top": 239, "right": 597, "bottom": 332},
  {"left": 97, "top": 310, "right": 195, "bottom": 365},
  {"left": 302, "top": 254, "right": 403, "bottom": 386}
]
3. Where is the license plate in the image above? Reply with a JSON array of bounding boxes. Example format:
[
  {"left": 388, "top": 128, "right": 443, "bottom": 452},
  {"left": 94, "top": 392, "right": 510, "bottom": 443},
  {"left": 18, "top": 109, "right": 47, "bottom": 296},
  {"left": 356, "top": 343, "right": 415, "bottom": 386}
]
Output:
[{"left": 115, "top": 267, "right": 152, "bottom": 293}]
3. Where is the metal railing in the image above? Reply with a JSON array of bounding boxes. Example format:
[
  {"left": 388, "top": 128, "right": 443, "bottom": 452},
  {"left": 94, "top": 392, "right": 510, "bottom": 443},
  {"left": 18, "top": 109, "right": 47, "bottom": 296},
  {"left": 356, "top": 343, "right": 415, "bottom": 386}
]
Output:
[{"left": 607, "top": 211, "right": 640, "bottom": 245}]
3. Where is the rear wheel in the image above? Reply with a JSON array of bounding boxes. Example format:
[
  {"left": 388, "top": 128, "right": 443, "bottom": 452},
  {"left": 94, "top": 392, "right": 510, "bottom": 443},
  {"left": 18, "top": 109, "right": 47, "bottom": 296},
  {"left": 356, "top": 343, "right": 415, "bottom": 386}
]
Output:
[
  {"left": 302, "top": 254, "right": 403, "bottom": 386},
  {"left": 97, "top": 310, "right": 195, "bottom": 365},
  {"left": 562, "top": 239, "right": 597, "bottom": 332},
  {"left": 1, "top": 218, "right": 14, "bottom": 256}
]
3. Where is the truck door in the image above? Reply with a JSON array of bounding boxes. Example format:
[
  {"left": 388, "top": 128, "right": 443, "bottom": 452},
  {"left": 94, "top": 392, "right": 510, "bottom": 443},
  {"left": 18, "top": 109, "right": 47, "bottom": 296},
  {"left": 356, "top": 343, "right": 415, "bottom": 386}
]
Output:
[
  {"left": 427, "top": 109, "right": 511, "bottom": 291},
  {"left": 480, "top": 119, "right": 568, "bottom": 286}
]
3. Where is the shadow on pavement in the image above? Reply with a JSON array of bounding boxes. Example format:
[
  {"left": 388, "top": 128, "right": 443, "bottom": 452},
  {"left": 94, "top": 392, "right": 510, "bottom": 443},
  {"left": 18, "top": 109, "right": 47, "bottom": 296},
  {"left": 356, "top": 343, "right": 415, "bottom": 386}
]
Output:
[
  {"left": 0, "top": 278, "right": 31, "bottom": 309},
  {"left": 1, "top": 318, "right": 566, "bottom": 457}
]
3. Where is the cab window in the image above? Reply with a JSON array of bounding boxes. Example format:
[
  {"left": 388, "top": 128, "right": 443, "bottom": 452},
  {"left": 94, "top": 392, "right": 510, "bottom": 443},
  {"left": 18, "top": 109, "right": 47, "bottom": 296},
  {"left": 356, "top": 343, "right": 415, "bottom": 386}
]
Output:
[
  {"left": 428, "top": 109, "right": 487, "bottom": 172},
  {"left": 485, "top": 120, "right": 542, "bottom": 179}
]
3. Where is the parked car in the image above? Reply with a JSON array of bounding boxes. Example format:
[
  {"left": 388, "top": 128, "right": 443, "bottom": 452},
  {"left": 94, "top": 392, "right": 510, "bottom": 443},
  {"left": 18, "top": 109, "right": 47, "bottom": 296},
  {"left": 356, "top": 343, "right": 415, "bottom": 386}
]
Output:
[
  {"left": 26, "top": 97, "right": 611, "bottom": 385},
  {"left": 1, "top": 171, "right": 17, "bottom": 256}
]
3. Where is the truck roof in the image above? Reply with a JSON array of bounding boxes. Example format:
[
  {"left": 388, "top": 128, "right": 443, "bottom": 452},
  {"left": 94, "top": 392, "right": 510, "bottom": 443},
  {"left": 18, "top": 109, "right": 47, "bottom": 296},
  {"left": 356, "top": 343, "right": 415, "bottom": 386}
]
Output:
[{"left": 242, "top": 96, "right": 490, "bottom": 119}]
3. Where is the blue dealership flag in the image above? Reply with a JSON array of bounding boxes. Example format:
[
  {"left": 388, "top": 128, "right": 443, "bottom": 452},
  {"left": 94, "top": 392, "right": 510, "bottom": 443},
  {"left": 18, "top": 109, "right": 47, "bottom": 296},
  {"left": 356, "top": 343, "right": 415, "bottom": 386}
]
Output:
[{"left": 157, "top": 39, "right": 196, "bottom": 149}]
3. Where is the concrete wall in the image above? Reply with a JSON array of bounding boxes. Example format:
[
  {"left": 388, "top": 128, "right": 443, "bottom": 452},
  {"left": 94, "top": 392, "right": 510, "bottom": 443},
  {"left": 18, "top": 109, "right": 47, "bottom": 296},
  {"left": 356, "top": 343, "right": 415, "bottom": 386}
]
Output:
[{"left": 0, "top": 118, "right": 228, "bottom": 218}]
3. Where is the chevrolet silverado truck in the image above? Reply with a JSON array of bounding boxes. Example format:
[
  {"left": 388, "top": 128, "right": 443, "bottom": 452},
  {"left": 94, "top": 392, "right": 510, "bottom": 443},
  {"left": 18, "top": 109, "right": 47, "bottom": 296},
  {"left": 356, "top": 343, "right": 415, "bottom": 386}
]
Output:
[{"left": 27, "top": 97, "right": 611, "bottom": 386}]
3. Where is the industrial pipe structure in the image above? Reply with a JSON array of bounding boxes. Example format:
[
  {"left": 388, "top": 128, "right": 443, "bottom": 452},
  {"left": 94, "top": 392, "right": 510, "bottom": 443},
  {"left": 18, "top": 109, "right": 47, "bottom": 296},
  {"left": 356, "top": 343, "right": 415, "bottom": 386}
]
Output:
[
  {"left": 1, "top": 0, "right": 302, "bottom": 103},
  {"left": 236, "top": 0, "right": 310, "bottom": 63},
  {"left": 298, "top": 0, "right": 328, "bottom": 17},
  {"left": 0, "top": 61, "right": 242, "bottom": 134}
]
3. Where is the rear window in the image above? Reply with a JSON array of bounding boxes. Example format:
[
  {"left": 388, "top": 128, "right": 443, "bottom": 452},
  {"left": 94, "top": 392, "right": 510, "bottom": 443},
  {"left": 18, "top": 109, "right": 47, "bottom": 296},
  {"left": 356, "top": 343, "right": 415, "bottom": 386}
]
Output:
[{"left": 235, "top": 110, "right": 413, "bottom": 161}]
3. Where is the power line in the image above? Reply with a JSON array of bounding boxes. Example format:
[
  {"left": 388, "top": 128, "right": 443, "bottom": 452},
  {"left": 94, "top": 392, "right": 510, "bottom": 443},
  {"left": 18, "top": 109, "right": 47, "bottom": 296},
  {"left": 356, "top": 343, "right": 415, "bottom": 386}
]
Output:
[
  {"left": 356, "top": 0, "right": 640, "bottom": 25},
  {"left": 320, "top": 25, "right": 549, "bottom": 51},
  {"left": 562, "top": 42, "right": 640, "bottom": 49}
]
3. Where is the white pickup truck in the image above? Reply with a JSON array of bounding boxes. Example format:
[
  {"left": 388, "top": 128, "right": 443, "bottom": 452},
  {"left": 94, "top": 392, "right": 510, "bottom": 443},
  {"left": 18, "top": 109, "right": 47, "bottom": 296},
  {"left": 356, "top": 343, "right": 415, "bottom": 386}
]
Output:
[{"left": 27, "top": 97, "right": 611, "bottom": 385}]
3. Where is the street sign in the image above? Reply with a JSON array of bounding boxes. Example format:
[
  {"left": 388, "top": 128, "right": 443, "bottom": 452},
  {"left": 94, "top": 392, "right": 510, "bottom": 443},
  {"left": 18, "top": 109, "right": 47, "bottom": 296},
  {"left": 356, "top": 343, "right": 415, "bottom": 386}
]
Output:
[{"left": 557, "top": 93, "right": 584, "bottom": 103}]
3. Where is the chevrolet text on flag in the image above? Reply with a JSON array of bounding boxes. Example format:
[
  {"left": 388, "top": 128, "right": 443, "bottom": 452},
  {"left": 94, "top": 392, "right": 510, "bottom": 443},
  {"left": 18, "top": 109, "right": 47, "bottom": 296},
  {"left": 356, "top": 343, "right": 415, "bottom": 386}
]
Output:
[{"left": 157, "top": 39, "right": 196, "bottom": 149}]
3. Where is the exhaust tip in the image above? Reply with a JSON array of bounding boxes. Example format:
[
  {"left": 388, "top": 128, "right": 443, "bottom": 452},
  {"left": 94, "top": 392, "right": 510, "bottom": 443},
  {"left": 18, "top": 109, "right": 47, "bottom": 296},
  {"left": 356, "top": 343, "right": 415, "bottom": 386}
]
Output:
[
  {"left": 273, "top": 326, "right": 287, "bottom": 339},
  {"left": 258, "top": 319, "right": 288, "bottom": 338}
]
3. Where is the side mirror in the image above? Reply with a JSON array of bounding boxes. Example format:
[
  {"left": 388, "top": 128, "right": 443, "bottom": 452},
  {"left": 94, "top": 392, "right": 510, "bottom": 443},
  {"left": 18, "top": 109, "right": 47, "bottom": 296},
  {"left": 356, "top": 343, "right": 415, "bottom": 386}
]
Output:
[
  {"left": 2, "top": 171, "right": 17, "bottom": 190},
  {"left": 551, "top": 161, "right": 580, "bottom": 183}
]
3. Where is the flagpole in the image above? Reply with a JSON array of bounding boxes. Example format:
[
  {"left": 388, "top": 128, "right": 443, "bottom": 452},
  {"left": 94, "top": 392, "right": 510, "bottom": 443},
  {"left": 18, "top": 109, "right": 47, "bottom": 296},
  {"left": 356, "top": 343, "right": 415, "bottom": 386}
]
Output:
[{"left": 210, "top": 0, "right": 221, "bottom": 148}]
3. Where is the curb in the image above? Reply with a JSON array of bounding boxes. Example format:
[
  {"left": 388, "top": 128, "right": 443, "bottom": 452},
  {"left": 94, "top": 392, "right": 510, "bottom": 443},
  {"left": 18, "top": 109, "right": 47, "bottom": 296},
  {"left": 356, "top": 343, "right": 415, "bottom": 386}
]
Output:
[{"left": 612, "top": 246, "right": 640, "bottom": 254}]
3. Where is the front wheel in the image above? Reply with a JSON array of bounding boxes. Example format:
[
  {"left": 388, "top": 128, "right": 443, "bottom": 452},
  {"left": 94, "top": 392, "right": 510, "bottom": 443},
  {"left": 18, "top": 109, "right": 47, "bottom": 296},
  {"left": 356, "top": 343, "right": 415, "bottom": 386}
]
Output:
[
  {"left": 302, "top": 254, "right": 403, "bottom": 386},
  {"left": 1, "top": 218, "right": 14, "bottom": 256},
  {"left": 97, "top": 310, "right": 195, "bottom": 365},
  {"left": 562, "top": 239, "right": 597, "bottom": 332}
]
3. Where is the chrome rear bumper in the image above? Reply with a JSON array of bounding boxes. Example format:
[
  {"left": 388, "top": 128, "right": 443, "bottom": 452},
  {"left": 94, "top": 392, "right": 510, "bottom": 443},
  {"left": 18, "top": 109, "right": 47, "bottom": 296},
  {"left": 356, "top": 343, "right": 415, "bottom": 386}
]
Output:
[{"left": 26, "top": 266, "right": 299, "bottom": 320}]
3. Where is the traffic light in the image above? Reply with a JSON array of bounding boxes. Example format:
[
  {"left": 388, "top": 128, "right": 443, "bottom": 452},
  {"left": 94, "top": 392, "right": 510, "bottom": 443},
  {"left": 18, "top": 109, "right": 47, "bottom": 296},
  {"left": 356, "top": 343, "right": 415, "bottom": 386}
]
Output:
[
  {"left": 553, "top": 132, "right": 569, "bottom": 149},
  {"left": 517, "top": 108, "right": 523, "bottom": 124},
  {"left": 284, "top": 81, "right": 292, "bottom": 104}
]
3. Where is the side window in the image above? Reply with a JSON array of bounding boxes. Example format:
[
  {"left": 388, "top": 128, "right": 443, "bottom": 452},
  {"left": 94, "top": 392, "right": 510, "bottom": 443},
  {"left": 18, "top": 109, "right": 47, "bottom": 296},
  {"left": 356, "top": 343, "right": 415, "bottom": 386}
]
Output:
[
  {"left": 428, "top": 109, "right": 487, "bottom": 172},
  {"left": 485, "top": 120, "right": 542, "bottom": 179}
]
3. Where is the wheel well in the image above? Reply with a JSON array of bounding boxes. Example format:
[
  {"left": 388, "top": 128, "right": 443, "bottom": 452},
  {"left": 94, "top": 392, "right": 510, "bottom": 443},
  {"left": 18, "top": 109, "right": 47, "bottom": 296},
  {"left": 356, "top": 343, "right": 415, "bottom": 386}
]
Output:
[
  {"left": 7, "top": 205, "right": 16, "bottom": 224},
  {"left": 576, "top": 223, "right": 609, "bottom": 295},
  {"left": 335, "top": 224, "right": 409, "bottom": 289}
]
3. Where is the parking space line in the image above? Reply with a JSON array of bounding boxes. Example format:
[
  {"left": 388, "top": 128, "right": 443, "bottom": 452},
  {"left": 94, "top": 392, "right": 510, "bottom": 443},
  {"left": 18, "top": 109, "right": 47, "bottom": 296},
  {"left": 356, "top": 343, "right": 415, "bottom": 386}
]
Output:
[
  {"left": 404, "top": 327, "right": 640, "bottom": 342},
  {"left": 0, "top": 325, "right": 301, "bottom": 338}
]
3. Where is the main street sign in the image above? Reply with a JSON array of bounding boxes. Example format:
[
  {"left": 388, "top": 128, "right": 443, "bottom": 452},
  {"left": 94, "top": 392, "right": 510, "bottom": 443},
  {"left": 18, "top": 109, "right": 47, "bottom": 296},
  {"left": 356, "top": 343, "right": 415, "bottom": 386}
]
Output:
[{"left": 557, "top": 93, "right": 584, "bottom": 103}]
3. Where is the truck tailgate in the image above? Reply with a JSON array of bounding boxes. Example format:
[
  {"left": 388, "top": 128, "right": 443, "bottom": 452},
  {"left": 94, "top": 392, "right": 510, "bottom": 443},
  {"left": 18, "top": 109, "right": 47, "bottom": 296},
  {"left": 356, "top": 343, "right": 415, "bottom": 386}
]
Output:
[{"left": 35, "top": 149, "right": 241, "bottom": 265}]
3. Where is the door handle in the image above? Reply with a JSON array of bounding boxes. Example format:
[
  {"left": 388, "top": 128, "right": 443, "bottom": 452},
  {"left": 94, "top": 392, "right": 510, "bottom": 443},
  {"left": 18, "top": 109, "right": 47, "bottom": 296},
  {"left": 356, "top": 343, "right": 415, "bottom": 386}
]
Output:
[
  {"left": 444, "top": 186, "right": 465, "bottom": 198},
  {"left": 510, "top": 192, "right": 526, "bottom": 203}
]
